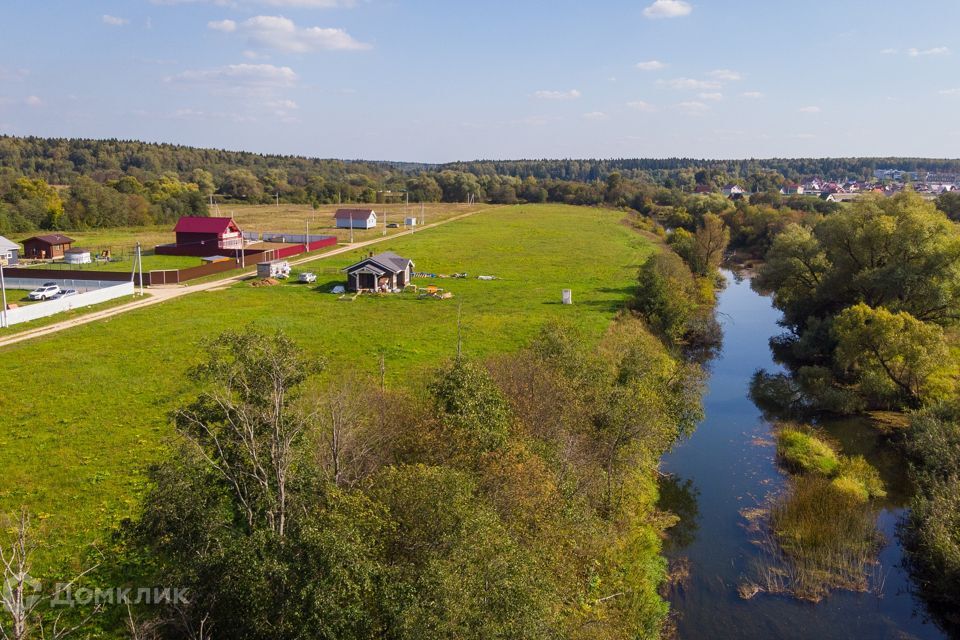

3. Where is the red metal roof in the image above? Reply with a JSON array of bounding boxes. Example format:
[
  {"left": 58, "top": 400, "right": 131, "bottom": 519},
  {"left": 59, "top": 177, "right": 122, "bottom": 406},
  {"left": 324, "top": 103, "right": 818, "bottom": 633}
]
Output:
[{"left": 173, "top": 216, "right": 239, "bottom": 234}]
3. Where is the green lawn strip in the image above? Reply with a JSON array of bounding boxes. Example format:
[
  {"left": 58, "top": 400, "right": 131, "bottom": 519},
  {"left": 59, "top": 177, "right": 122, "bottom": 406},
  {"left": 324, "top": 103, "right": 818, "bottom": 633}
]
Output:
[
  {"left": 0, "top": 204, "right": 651, "bottom": 568},
  {"left": 0, "top": 294, "right": 143, "bottom": 337}
]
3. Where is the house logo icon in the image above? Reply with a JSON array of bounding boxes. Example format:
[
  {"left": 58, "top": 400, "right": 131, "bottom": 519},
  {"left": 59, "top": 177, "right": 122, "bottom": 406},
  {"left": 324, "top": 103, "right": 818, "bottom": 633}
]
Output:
[{"left": 2, "top": 573, "right": 43, "bottom": 614}]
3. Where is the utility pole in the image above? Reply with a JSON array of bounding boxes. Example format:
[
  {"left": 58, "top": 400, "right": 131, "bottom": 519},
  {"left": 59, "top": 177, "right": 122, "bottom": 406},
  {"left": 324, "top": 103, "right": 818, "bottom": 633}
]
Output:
[
  {"left": 305, "top": 219, "right": 309, "bottom": 251},
  {"left": 135, "top": 242, "right": 144, "bottom": 296},
  {"left": 276, "top": 192, "right": 280, "bottom": 208},
  {"left": 0, "top": 260, "right": 8, "bottom": 329}
]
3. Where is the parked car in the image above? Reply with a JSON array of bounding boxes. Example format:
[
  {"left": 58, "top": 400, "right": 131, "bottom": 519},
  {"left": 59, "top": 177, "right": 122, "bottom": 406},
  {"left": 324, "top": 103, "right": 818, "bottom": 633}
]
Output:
[
  {"left": 298, "top": 272, "right": 317, "bottom": 284},
  {"left": 387, "top": 222, "right": 400, "bottom": 228},
  {"left": 52, "top": 289, "right": 78, "bottom": 299},
  {"left": 28, "top": 283, "right": 60, "bottom": 300}
]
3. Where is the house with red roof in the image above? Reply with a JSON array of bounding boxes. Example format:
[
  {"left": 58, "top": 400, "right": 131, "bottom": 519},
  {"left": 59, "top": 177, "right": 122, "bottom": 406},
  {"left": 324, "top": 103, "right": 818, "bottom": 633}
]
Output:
[{"left": 156, "top": 216, "right": 244, "bottom": 257}]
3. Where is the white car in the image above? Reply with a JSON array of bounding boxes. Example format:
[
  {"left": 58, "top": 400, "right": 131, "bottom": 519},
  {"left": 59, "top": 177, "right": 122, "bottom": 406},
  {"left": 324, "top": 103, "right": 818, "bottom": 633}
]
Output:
[
  {"left": 28, "top": 283, "right": 61, "bottom": 300},
  {"left": 298, "top": 272, "right": 317, "bottom": 284},
  {"left": 52, "top": 289, "right": 78, "bottom": 299}
]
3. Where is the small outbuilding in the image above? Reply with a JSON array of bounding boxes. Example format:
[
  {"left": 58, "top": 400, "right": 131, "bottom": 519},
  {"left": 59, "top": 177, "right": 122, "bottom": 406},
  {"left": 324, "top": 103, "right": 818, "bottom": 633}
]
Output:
[
  {"left": 0, "top": 236, "right": 19, "bottom": 265},
  {"left": 63, "top": 248, "right": 92, "bottom": 264},
  {"left": 22, "top": 234, "right": 75, "bottom": 260},
  {"left": 335, "top": 208, "right": 378, "bottom": 230},
  {"left": 404, "top": 217, "right": 418, "bottom": 227},
  {"left": 257, "top": 259, "right": 291, "bottom": 279},
  {"left": 345, "top": 251, "right": 414, "bottom": 292}
]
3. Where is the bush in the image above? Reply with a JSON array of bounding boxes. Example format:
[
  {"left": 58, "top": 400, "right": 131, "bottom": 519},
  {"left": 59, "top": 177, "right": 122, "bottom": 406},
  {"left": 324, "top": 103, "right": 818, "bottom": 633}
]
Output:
[
  {"left": 834, "top": 456, "right": 886, "bottom": 501},
  {"left": 776, "top": 428, "right": 840, "bottom": 475}
]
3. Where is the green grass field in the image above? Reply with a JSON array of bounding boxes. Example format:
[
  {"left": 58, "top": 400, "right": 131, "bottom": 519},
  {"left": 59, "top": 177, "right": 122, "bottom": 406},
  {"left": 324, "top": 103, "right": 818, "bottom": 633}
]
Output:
[
  {"left": 0, "top": 204, "right": 653, "bottom": 565},
  {"left": 21, "top": 253, "right": 204, "bottom": 273},
  {"left": 3, "top": 289, "right": 40, "bottom": 305},
  {"left": 53, "top": 202, "right": 489, "bottom": 261}
]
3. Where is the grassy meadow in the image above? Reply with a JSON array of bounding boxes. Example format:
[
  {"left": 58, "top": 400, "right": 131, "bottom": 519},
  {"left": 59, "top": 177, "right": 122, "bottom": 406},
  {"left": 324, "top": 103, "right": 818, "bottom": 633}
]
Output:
[
  {"left": 57, "top": 201, "right": 489, "bottom": 261},
  {"left": 0, "top": 204, "right": 653, "bottom": 566}
]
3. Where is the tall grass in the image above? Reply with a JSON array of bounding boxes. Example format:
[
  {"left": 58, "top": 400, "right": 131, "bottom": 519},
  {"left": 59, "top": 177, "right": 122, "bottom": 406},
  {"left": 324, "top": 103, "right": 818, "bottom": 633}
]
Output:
[{"left": 762, "top": 476, "right": 883, "bottom": 601}]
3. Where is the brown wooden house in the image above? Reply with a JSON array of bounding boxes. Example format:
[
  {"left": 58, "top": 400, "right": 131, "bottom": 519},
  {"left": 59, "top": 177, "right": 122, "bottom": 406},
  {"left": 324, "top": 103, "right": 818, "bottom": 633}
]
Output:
[{"left": 21, "top": 234, "right": 75, "bottom": 259}]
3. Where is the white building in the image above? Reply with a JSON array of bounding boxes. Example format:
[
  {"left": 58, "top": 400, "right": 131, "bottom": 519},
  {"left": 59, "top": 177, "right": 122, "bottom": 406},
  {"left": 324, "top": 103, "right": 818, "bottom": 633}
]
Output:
[{"left": 334, "top": 208, "right": 378, "bottom": 230}]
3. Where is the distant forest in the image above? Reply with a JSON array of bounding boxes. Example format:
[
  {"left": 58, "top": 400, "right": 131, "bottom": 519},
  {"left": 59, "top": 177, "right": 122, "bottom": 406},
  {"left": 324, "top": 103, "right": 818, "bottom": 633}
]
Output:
[{"left": 2, "top": 134, "right": 960, "bottom": 233}]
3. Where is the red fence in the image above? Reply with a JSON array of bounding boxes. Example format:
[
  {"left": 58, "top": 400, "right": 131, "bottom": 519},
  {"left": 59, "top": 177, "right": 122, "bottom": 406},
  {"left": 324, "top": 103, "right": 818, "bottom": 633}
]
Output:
[{"left": 9, "top": 236, "right": 340, "bottom": 287}]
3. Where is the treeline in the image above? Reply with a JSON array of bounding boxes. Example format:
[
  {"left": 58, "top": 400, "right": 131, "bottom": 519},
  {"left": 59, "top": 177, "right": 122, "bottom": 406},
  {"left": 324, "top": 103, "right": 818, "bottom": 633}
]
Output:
[
  {"left": 0, "top": 173, "right": 206, "bottom": 234},
  {"left": 6, "top": 137, "right": 960, "bottom": 187},
  {"left": 4, "top": 135, "right": 960, "bottom": 234}
]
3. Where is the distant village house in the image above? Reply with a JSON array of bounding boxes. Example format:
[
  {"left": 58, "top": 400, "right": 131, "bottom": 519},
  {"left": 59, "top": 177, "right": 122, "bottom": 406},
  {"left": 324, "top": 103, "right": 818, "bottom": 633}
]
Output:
[
  {"left": 0, "top": 236, "right": 19, "bottom": 265},
  {"left": 335, "top": 208, "right": 378, "bottom": 230}
]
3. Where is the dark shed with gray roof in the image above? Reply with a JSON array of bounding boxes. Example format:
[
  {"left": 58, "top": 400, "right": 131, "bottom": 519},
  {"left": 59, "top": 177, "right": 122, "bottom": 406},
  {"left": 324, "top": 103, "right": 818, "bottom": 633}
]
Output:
[{"left": 344, "top": 251, "right": 414, "bottom": 292}]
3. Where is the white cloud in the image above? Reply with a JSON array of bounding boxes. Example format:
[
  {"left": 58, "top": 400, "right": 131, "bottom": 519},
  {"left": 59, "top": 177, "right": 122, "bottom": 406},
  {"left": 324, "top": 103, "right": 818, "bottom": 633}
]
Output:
[
  {"left": 939, "top": 88, "right": 960, "bottom": 96},
  {"left": 799, "top": 105, "right": 821, "bottom": 113},
  {"left": 167, "top": 63, "right": 298, "bottom": 98},
  {"left": 239, "top": 15, "right": 370, "bottom": 52},
  {"left": 102, "top": 14, "right": 129, "bottom": 26},
  {"left": 880, "top": 48, "right": 898, "bottom": 54},
  {"left": 708, "top": 69, "right": 741, "bottom": 81},
  {"left": 741, "top": 91, "right": 764, "bottom": 99},
  {"left": 907, "top": 46, "right": 949, "bottom": 57},
  {"left": 582, "top": 111, "right": 608, "bottom": 121},
  {"left": 698, "top": 92, "right": 723, "bottom": 101},
  {"left": 24, "top": 95, "right": 43, "bottom": 107},
  {"left": 261, "top": 0, "right": 357, "bottom": 6},
  {"left": 0, "top": 67, "right": 29, "bottom": 82},
  {"left": 636, "top": 60, "right": 666, "bottom": 71},
  {"left": 790, "top": 133, "right": 816, "bottom": 140},
  {"left": 533, "top": 89, "right": 581, "bottom": 100},
  {"left": 267, "top": 98, "right": 299, "bottom": 110},
  {"left": 627, "top": 100, "right": 656, "bottom": 112},
  {"left": 643, "top": 0, "right": 692, "bottom": 19},
  {"left": 678, "top": 100, "right": 709, "bottom": 114},
  {"left": 659, "top": 77, "right": 721, "bottom": 91},
  {"left": 208, "top": 19, "right": 237, "bottom": 32},
  {"left": 508, "top": 115, "right": 559, "bottom": 127}
]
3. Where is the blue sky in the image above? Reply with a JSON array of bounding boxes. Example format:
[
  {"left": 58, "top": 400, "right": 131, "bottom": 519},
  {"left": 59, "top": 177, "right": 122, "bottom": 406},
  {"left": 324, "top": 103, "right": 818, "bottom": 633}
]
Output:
[{"left": 1, "top": 0, "right": 958, "bottom": 162}]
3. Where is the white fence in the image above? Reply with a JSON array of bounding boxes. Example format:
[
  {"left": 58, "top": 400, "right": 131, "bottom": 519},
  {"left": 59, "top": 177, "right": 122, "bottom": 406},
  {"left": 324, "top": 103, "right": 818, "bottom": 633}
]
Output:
[
  {"left": 1, "top": 276, "right": 128, "bottom": 292},
  {"left": 2, "top": 282, "right": 135, "bottom": 327}
]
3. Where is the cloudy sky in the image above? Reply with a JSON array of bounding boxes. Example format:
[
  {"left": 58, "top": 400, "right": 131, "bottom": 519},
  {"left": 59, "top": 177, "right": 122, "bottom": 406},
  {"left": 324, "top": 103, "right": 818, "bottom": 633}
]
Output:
[{"left": 1, "top": 0, "right": 959, "bottom": 162}]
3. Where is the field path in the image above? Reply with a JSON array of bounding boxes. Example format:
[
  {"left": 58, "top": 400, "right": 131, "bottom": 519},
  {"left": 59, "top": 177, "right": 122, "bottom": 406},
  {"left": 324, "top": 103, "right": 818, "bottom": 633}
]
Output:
[{"left": 0, "top": 206, "right": 492, "bottom": 348}]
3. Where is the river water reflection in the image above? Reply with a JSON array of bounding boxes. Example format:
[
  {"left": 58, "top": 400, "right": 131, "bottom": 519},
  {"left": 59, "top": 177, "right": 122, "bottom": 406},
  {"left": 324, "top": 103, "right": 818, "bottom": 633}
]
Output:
[{"left": 660, "top": 272, "right": 947, "bottom": 640}]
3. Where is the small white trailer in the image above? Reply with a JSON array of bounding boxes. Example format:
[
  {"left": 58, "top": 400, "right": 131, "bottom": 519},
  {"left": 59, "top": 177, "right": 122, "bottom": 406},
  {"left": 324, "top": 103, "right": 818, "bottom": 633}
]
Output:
[{"left": 257, "top": 259, "right": 291, "bottom": 279}]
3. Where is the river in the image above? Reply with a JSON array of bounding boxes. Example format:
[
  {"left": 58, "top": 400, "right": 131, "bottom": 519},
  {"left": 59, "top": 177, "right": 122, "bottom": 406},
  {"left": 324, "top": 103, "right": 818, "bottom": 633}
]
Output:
[{"left": 660, "top": 272, "right": 948, "bottom": 640}]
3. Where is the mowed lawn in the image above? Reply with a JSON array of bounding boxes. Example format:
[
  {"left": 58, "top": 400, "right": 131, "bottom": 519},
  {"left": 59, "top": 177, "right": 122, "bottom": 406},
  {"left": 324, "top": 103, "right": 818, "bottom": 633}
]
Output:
[{"left": 0, "top": 204, "right": 652, "bottom": 565}]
